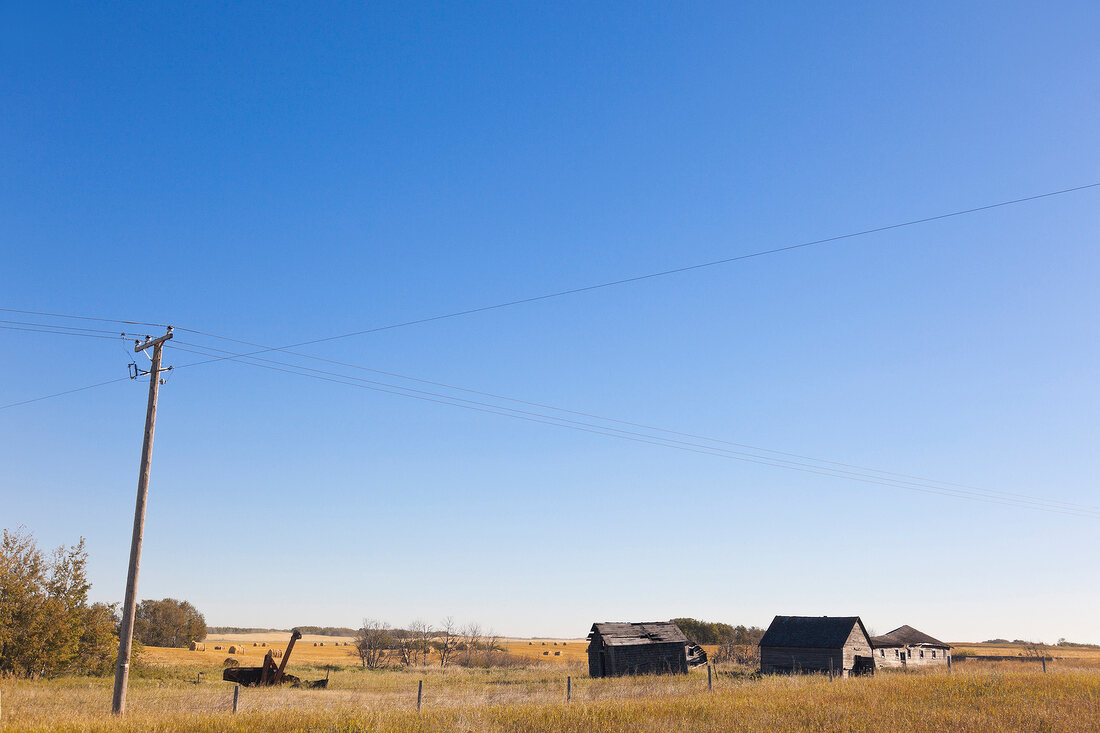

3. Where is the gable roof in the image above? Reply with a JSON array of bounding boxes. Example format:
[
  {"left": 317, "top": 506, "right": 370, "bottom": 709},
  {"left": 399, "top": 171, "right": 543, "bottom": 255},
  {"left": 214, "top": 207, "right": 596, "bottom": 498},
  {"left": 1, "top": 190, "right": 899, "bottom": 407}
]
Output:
[
  {"left": 588, "top": 622, "right": 687, "bottom": 646},
  {"left": 871, "top": 625, "right": 949, "bottom": 648},
  {"left": 758, "top": 616, "right": 869, "bottom": 649}
]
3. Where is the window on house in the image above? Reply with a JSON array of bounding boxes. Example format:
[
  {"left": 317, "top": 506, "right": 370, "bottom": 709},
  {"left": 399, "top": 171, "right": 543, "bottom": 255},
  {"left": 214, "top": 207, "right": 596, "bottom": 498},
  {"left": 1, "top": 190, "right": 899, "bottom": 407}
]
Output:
[
  {"left": 920, "top": 650, "right": 925, "bottom": 658},
  {"left": 895, "top": 649, "right": 899, "bottom": 657},
  {"left": 880, "top": 649, "right": 885, "bottom": 657},
  {"left": 932, "top": 650, "right": 936, "bottom": 658},
  {"left": 906, "top": 650, "right": 911, "bottom": 659}
]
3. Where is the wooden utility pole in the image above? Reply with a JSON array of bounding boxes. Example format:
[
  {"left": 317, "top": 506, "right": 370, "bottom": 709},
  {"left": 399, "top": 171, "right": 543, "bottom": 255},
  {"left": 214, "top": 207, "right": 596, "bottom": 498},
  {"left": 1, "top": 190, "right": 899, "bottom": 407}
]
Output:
[{"left": 111, "top": 328, "right": 173, "bottom": 715}]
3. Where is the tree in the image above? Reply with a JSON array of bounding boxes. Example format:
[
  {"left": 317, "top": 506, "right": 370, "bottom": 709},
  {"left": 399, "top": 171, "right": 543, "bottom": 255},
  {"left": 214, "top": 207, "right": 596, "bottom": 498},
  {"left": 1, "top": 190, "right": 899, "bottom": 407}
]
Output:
[
  {"left": 435, "top": 617, "right": 458, "bottom": 668},
  {"left": 461, "top": 622, "right": 482, "bottom": 666},
  {"left": 354, "top": 619, "right": 392, "bottom": 669},
  {"left": 133, "top": 598, "right": 206, "bottom": 647},
  {"left": 410, "top": 619, "right": 434, "bottom": 665},
  {"left": 0, "top": 528, "right": 117, "bottom": 678}
]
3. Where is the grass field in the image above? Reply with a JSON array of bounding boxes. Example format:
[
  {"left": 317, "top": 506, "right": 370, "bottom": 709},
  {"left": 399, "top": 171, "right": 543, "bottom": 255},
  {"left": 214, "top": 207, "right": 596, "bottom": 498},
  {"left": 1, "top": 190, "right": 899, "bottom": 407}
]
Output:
[{"left": 2, "top": 637, "right": 1098, "bottom": 732}]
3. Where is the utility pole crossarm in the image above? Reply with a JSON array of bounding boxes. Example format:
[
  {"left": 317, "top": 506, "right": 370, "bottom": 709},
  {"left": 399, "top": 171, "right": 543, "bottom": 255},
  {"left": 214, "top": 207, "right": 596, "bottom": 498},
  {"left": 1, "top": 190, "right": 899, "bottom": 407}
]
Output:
[{"left": 134, "top": 328, "right": 173, "bottom": 353}]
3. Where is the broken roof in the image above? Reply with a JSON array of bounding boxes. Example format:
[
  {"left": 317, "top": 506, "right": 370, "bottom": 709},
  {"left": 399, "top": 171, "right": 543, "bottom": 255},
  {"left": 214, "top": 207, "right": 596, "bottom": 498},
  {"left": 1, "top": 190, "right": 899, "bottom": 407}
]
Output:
[
  {"left": 588, "top": 622, "right": 688, "bottom": 646},
  {"left": 758, "top": 616, "right": 869, "bottom": 649},
  {"left": 871, "top": 625, "right": 949, "bottom": 648}
]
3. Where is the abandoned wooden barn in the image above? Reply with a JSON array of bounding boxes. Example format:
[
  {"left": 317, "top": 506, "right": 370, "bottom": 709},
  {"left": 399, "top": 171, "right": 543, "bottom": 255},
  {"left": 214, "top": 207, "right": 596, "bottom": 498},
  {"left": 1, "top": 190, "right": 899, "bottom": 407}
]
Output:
[
  {"left": 587, "top": 622, "right": 703, "bottom": 677},
  {"left": 871, "top": 625, "right": 950, "bottom": 668},
  {"left": 759, "top": 615, "right": 875, "bottom": 677}
]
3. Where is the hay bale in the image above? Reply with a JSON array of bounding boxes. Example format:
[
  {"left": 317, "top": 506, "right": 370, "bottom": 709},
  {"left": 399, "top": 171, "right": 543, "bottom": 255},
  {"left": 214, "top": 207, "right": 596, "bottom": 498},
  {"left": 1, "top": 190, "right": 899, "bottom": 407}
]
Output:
[
  {"left": 542, "top": 650, "right": 549, "bottom": 656},
  {"left": 228, "top": 645, "right": 242, "bottom": 654},
  {"left": 223, "top": 657, "right": 240, "bottom": 668},
  {"left": 189, "top": 641, "right": 206, "bottom": 651},
  {"left": 528, "top": 642, "right": 533, "bottom": 645},
  {"left": 213, "top": 646, "right": 223, "bottom": 651},
  {"left": 262, "top": 643, "right": 267, "bottom": 647},
  {"left": 253, "top": 642, "right": 258, "bottom": 647},
  {"left": 554, "top": 651, "right": 561, "bottom": 656},
  {"left": 319, "top": 642, "right": 324, "bottom": 647}
]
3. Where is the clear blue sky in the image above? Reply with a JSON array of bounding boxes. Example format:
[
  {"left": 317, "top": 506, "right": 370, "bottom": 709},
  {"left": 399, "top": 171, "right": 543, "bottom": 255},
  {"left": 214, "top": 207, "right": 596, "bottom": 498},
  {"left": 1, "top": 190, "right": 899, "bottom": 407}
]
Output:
[{"left": 2, "top": 2, "right": 1098, "bottom": 643}]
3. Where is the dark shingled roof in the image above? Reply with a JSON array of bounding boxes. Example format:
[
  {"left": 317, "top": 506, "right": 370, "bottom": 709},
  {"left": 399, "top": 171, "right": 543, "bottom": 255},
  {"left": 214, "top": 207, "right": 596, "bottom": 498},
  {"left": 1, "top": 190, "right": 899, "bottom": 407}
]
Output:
[
  {"left": 588, "top": 622, "right": 687, "bottom": 647},
  {"left": 758, "top": 616, "right": 869, "bottom": 649},
  {"left": 871, "top": 625, "right": 949, "bottom": 649}
]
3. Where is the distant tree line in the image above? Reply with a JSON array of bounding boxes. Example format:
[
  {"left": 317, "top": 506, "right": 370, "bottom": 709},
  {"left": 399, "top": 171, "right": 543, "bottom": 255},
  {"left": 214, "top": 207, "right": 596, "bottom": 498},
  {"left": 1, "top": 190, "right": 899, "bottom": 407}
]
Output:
[
  {"left": 207, "top": 625, "right": 358, "bottom": 637},
  {"left": 0, "top": 529, "right": 117, "bottom": 678},
  {"left": 673, "top": 618, "right": 765, "bottom": 667},
  {"left": 981, "top": 637, "right": 1099, "bottom": 649},
  {"left": 672, "top": 618, "right": 766, "bottom": 646},
  {"left": 353, "top": 617, "right": 509, "bottom": 670},
  {"left": 296, "top": 625, "right": 358, "bottom": 637}
]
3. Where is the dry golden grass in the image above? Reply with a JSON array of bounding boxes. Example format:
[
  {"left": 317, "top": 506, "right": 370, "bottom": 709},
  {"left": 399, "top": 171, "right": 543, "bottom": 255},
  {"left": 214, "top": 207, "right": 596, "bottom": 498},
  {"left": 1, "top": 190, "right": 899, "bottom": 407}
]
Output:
[
  {"left": 152, "top": 633, "right": 590, "bottom": 668},
  {"left": 2, "top": 658, "right": 1099, "bottom": 732}
]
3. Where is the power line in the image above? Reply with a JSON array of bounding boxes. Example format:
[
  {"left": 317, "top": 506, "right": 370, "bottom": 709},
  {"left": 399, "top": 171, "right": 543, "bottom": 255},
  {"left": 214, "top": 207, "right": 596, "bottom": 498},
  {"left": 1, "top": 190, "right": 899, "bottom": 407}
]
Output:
[
  {"left": 0, "top": 307, "right": 168, "bottom": 329},
  {"left": 176, "top": 182, "right": 1100, "bottom": 358},
  {"left": 0, "top": 377, "right": 131, "bottom": 410},
  {"left": 0, "top": 324, "right": 132, "bottom": 341},
  {"left": 168, "top": 332, "right": 1100, "bottom": 514},
  {"left": 167, "top": 340, "right": 1100, "bottom": 518}
]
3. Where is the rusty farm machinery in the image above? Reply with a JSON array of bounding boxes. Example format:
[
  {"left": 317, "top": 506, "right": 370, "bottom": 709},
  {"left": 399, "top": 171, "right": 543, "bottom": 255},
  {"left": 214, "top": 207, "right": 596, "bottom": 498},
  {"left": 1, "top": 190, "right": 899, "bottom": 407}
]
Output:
[{"left": 222, "top": 629, "right": 328, "bottom": 688}]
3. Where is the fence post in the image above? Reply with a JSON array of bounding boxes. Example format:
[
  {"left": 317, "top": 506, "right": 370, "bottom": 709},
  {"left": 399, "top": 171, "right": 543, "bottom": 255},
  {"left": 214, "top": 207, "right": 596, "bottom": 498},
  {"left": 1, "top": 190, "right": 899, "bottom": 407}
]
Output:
[
  {"left": 707, "top": 664, "right": 713, "bottom": 691},
  {"left": 232, "top": 684, "right": 240, "bottom": 714},
  {"left": 417, "top": 680, "right": 423, "bottom": 712},
  {"left": 947, "top": 655, "right": 952, "bottom": 672},
  {"left": 567, "top": 675, "right": 572, "bottom": 701},
  {"left": 1042, "top": 657, "right": 1047, "bottom": 673},
  {"left": 829, "top": 658, "right": 833, "bottom": 681}
]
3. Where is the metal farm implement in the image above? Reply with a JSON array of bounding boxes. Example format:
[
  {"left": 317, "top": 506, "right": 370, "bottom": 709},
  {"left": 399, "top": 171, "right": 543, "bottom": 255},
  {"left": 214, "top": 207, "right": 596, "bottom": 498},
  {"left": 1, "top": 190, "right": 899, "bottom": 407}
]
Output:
[{"left": 222, "top": 629, "right": 329, "bottom": 688}]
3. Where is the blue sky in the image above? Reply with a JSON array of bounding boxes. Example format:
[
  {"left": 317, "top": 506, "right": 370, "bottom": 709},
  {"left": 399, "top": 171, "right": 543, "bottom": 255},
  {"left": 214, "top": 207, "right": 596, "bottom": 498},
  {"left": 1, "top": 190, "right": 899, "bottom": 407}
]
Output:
[{"left": 2, "top": 2, "right": 1099, "bottom": 643}]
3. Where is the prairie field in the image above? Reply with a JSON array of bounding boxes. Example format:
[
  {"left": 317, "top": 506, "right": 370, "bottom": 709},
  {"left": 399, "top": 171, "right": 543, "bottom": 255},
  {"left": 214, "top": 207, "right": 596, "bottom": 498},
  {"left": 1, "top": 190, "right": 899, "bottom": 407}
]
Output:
[{"left": 2, "top": 640, "right": 1098, "bottom": 732}]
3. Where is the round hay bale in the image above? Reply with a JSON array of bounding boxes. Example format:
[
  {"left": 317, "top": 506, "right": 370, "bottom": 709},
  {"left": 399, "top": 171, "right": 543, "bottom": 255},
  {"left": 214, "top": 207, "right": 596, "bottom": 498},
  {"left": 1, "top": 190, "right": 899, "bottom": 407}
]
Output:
[
  {"left": 542, "top": 650, "right": 549, "bottom": 655},
  {"left": 262, "top": 642, "right": 267, "bottom": 647},
  {"left": 253, "top": 642, "right": 258, "bottom": 647},
  {"left": 189, "top": 641, "right": 206, "bottom": 651},
  {"left": 213, "top": 646, "right": 223, "bottom": 651},
  {"left": 554, "top": 651, "right": 561, "bottom": 656},
  {"left": 223, "top": 657, "right": 240, "bottom": 668},
  {"left": 319, "top": 642, "right": 324, "bottom": 647}
]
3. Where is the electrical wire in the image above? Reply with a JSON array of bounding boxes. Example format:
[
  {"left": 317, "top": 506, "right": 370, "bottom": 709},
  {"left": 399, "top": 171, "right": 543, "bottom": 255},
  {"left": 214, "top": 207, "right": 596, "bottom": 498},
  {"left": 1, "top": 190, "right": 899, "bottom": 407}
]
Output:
[
  {"left": 0, "top": 377, "right": 132, "bottom": 410},
  {"left": 168, "top": 334, "right": 1100, "bottom": 513},
  {"left": 0, "top": 324, "right": 132, "bottom": 341},
  {"left": 175, "top": 182, "right": 1100, "bottom": 358},
  {"left": 167, "top": 340, "right": 1100, "bottom": 519},
  {"left": 0, "top": 307, "right": 168, "bottom": 329}
]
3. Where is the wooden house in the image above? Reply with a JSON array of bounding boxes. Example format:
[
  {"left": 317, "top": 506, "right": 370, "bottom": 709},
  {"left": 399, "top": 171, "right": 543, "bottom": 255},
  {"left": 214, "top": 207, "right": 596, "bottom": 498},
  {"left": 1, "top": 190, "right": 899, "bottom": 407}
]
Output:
[
  {"left": 759, "top": 615, "right": 875, "bottom": 677},
  {"left": 871, "top": 625, "right": 950, "bottom": 668},
  {"left": 586, "top": 622, "right": 701, "bottom": 677}
]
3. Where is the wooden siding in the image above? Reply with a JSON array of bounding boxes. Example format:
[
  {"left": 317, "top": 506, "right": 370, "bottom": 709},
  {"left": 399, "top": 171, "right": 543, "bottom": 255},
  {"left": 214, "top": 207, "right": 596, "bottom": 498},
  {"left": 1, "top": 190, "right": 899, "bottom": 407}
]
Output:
[
  {"left": 841, "top": 622, "right": 874, "bottom": 675},
  {"left": 587, "top": 635, "right": 688, "bottom": 677},
  {"left": 874, "top": 644, "right": 950, "bottom": 669},
  {"left": 760, "top": 645, "right": 841, "bottom": 674},
  {"left": 761, "top": 623, "right": 874, "bottom": 677}
]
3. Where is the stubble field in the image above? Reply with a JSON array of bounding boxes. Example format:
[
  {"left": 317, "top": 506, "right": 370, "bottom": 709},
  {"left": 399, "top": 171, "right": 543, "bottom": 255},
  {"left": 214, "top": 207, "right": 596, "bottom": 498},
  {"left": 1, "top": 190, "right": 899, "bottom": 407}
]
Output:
[{"left": 2, "top": 635, "right": 1098, "bottom": 732}]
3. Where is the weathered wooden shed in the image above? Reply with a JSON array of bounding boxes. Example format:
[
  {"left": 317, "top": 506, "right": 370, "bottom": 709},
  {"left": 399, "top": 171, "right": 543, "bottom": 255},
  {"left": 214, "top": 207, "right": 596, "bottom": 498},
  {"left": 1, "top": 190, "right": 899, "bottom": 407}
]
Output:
[
  {"left": 586, "top": 622, "right": 694, "bottom": 677},
  {"left": 871, "top": 625, "right": 950, "bottom": 668},
  {"left": 759, "top": 615, "right": 875, "bottom": 677}
]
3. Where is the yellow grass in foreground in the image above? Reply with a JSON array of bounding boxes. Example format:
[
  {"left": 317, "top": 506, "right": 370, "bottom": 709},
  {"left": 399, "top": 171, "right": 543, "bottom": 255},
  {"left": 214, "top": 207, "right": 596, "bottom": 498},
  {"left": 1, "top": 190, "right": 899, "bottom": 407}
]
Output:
[{"left": 2, "top": 662, "right": 1099, "bottom": 732}]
